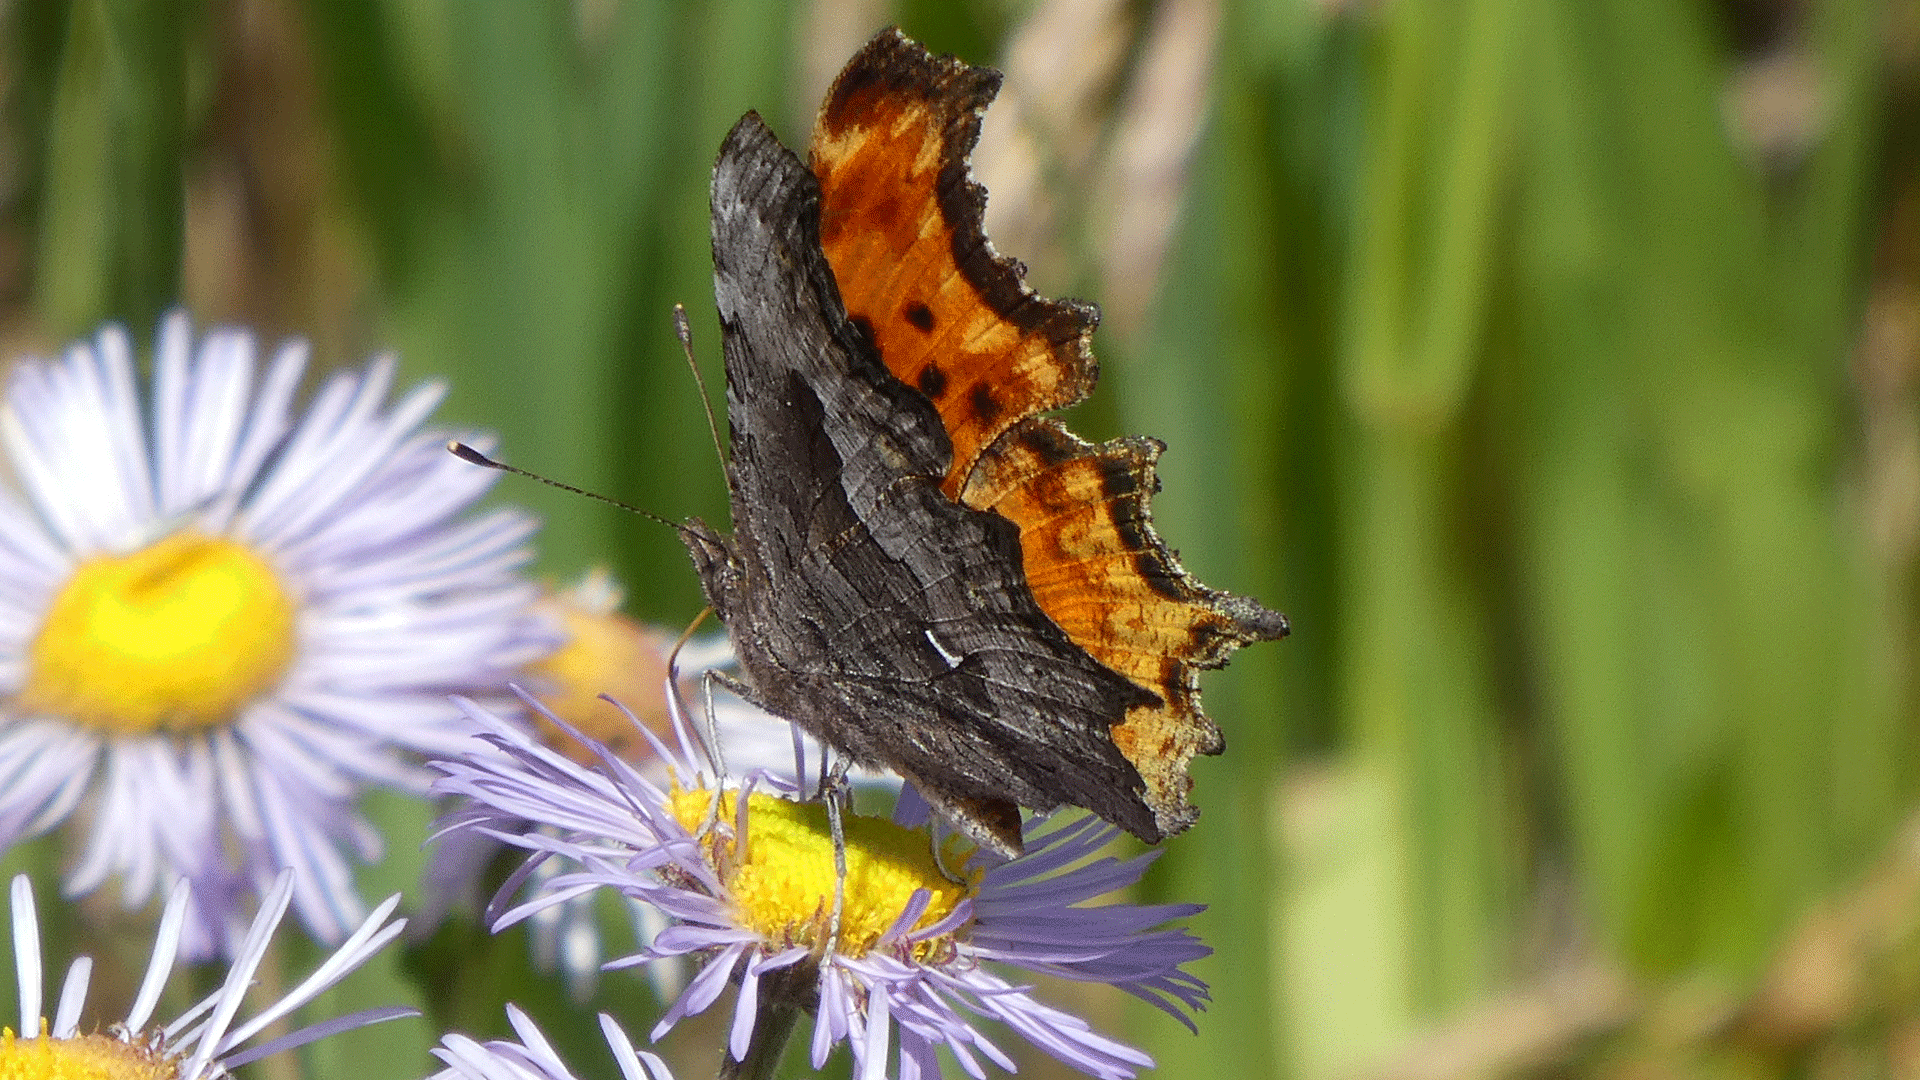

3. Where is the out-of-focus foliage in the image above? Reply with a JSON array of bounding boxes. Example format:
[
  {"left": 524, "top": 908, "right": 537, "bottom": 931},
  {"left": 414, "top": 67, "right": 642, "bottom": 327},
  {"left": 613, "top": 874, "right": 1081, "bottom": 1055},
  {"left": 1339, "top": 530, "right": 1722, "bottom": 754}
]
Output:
[{"left": 0, "top": 1, "right": 1916, "bottom": 1078}]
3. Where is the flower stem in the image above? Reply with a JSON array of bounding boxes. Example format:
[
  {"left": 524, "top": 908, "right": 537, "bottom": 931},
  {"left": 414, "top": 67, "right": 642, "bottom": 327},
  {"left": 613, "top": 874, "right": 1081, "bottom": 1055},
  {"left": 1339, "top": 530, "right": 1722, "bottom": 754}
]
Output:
[{"left": 716, "top": 965, "right": 814, "bottom": 1080}]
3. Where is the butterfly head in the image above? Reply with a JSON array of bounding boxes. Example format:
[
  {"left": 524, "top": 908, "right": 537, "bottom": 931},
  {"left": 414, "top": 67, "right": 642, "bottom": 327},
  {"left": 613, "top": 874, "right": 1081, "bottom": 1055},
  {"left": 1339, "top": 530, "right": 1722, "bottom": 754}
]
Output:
[{"left": 680, "top": 518, "right": 743, "bottom": 623}]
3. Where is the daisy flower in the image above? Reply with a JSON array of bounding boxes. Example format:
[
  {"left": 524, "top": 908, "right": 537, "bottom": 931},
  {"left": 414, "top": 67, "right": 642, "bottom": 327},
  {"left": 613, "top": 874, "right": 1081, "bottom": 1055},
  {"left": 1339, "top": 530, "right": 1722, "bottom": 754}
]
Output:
[
  {"left": 428, "top": 1005, "right": 674, "bottom": 1080},
  {"left": 521, "top": 570, "right": 746, "bottom": 770},
  {"left": 0, "top": 312, "right": 549, "bottom": 958},
  {"left": 2, "top": 870, "right": 414, "bottom": 1080},
  {"left": 423, "top": 570, "right": 895, "bottom": 1001},
  {"left": 431, "top": 692, "right": 1210, "bottom": 1080}
]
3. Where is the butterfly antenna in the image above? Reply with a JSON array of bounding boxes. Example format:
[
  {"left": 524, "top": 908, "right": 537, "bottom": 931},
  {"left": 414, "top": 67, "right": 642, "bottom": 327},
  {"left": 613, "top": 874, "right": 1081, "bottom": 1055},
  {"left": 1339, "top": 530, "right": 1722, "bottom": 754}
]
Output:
[
  {"left": 675, "top": 304, "right": 729, "bottom": 475},
  {"left": 446, "top": 442, "right": 691, "bottom": 536}
]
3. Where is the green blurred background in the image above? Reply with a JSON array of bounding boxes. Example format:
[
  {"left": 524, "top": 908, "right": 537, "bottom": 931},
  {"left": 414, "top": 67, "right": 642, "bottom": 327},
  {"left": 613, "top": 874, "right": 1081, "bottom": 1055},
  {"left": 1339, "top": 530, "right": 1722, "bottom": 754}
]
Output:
[{"left": 4, "top": 0, "right": 1920, "bottom": 1078}]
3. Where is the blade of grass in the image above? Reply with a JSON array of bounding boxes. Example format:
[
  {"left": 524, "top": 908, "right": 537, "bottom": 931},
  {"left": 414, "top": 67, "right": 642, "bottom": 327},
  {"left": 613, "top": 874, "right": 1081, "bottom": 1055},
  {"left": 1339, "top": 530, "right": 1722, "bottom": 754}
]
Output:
[{"left": 37, "top": 0, "right": 189, "bottom": 338}]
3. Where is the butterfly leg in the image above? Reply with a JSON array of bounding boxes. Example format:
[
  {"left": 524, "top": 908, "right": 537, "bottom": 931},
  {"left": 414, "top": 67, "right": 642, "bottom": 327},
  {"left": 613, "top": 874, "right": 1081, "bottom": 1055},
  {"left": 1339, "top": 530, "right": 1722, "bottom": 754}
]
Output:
[
  {"left": 703, "top": 666, "right": 773, "bottom": 773},
  {"left": 697, "top": 669, "right": 733, "bottom": 786},
  {"left": 677, "top": 671, "right": 741, "bottom": 840},
  {"left": 820, "top": 754, "right": 853, "bottom": 957}
]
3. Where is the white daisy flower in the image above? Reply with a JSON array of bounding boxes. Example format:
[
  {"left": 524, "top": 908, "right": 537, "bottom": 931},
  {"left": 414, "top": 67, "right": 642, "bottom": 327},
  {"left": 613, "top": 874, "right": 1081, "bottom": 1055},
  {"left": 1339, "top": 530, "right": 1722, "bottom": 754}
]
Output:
[
  {"left": 3, "top": 870, "right": 415, "bottom": 1080},
  {"left": 0, "top": 311, "right": 550, "bottom": 958}
]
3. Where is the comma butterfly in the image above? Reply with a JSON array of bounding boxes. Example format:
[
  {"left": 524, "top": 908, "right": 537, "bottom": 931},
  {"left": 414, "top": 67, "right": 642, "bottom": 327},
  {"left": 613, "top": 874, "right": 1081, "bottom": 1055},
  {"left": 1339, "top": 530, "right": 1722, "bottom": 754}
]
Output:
[{"left": 683, "top": 29, "right": 1287, "bottom": 857}]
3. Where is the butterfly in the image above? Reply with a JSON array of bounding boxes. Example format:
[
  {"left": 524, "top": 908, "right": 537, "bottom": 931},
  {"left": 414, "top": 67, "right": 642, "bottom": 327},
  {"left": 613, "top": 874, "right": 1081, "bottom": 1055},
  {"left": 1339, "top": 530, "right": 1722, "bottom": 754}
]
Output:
[{"left": 683, "top": 29, "right": 1287, "bottom": 857}]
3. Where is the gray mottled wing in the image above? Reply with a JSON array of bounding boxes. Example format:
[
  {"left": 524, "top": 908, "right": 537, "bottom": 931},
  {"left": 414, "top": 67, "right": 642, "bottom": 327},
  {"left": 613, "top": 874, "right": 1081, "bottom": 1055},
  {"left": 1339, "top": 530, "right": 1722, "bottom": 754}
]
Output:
[{"left": 699, "top": 112, "right": 1159, "bottom": 852}]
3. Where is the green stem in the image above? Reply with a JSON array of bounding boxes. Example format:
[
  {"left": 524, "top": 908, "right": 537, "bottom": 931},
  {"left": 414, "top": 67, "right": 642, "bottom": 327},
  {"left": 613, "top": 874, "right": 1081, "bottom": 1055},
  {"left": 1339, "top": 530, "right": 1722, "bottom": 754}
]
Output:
[{"left": 715, "top": 964, "right": 812, "bottom": 1080}]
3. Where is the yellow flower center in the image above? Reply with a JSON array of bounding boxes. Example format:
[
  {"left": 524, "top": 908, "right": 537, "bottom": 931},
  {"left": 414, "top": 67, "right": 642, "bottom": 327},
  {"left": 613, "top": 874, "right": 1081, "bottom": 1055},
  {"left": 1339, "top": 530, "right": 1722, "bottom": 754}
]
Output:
[
  {"left": 0, "top": 1027, "right": 176, "bottom": 1080},
  {"left": 526, "top": 595, "right": 671, "bottom": 765},
  {"left": 668, "top": 788, "right": 979, "bottom": 959},
  {"left": 18, "top": 532, "right": 297, "bottom": 734}
]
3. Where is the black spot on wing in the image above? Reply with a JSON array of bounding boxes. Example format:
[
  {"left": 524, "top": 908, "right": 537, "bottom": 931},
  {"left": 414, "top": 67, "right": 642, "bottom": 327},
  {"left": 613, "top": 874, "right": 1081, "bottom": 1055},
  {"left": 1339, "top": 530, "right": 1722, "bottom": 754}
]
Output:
[
  {"left": 917, "top": 363, "right": 948, "bottom": 399},
  {"left": 969, "top": 384, "right": 1002, "bottom": 423}
]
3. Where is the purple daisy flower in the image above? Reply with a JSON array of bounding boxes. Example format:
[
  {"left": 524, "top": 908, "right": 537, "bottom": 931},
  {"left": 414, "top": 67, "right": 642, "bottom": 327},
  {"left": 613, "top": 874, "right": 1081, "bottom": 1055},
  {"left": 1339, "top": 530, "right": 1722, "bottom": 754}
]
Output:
[
  {"left": 0, "top": 312, "right": 550, "bottom": 958},
  {"left": 429, "top": 1005, "right": 675, "bottom": 1080},
  {"left": 3, "top": 870, "right": 414, "bottom": 1079},
  {"left": 423, "top": 572, "right": 896, "bottom": 1002},
  {"left": 431, "top": 692, "right": 1209, "bottom": 1080}
]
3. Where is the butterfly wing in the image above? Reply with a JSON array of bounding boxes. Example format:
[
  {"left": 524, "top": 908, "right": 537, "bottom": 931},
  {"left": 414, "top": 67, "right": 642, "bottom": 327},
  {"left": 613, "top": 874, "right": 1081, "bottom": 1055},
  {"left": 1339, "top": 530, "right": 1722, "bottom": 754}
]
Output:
[
  {"left": 696, "top": 113, "right": 1158, "bottom": 856},
  {"left": 812, "top": 30, "right": 1289, "bottom": 840}
]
